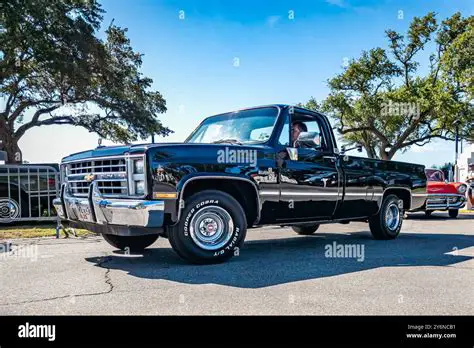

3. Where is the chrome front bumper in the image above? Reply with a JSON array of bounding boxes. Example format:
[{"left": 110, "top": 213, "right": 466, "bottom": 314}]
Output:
[
  {"left": 426, "top": 193, "right": 466, "bottom": 210},
  {"left": 53, "top": 182, "right": 164, "bottom": 229}
]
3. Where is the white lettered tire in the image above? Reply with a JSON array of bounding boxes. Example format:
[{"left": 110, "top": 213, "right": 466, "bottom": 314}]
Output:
[{"left": 168, "top": 190, "right": 247, "bottom": 264}]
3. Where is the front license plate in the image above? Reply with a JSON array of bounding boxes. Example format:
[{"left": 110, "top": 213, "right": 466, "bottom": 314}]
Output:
[{"left": 77, "top": 205, "right": 93, "bottom": 221}]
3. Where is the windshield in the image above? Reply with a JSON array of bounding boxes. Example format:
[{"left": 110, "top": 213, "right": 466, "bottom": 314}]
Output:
[
  {"left": 185, "top": 107, "right": 279, "bottom": 144},
  {"left": 425, "top": 169, "right": 445, "bottom": 182}
]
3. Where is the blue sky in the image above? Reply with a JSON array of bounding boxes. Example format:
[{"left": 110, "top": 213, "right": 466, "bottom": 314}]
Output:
[{"left": 19, "top": 0, "right": 473, "bottom": 166}]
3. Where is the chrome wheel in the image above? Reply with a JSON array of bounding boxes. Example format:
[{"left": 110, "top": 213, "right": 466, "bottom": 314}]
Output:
[
  {"left": 0, "top": 198, "right": 20, "bottom": 221},
  {"left": 189, "top": 205, "right": 234, "bottom": 250},
  {"left": 385, "top": 203, "right": 400, "bottom": 231}
]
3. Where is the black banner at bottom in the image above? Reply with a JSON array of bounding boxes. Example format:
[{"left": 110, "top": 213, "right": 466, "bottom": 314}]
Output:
[{"left": 0, "top": 316, "right": 472, "bottom": 347}]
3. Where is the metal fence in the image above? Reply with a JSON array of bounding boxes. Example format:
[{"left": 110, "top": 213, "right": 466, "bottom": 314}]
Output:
[{"left": 0, "top": 164, "right": 60, "bottom": 226}]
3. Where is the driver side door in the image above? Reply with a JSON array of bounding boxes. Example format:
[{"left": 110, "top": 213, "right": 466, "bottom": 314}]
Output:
[{"left": 277, "top": 114, "right": 340, "bottom": 222}]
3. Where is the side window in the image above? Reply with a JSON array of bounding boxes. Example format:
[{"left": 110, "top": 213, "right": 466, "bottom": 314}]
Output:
[
  {"left": 304, "top": 120, "right": 321, "bottom": 133},
  {"left": 303, "top": 120, "right": 326, "bottom": 150},
  {"left": 278, "top": 115, "right": 290, "bottom": 146}
]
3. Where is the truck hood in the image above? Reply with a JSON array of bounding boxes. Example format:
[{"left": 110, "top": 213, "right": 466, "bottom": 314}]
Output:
[{"left": 61, "top": 142, "right": 270, "bottom": 162}]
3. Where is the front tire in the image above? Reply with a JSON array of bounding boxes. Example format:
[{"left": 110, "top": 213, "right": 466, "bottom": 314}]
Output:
[
  {"left": 292, "top": 224, "right": 320, "bottom": 235},
  {"left": 102, "top": 234, "right": 159, "bottom": 252},
  {"left": 168, "top": 190, "right": 247, "bottom": 264},
  {"left": 369, "top": 194, "right": 403, "bottom": 240},
  {"left": 448, "top": 209, "right": 459, "bottom": 218}
]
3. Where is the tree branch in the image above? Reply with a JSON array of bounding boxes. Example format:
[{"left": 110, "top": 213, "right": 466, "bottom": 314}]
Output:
[
  {"left": 387, "top": 109, "right": 431, "bottom": 157},
  {"left": 13, "top": 105, "right": 62, "bottom": 138},
  {"left": 398, "top": 133, "right": 455, "bottom": 149},
  {"left": 7, "top": 99, "right": 62, "bottom": 125},
  {"left": 337, "top": 126, "right": 372, "bottom": 134}
]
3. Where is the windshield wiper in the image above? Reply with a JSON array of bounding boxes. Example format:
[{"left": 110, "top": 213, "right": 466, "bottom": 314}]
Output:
[{"left": 212, "top": 139, "right": 242, "bottom": 145}]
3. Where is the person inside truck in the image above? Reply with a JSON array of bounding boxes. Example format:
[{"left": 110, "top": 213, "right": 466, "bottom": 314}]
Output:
[{"left": 291, "top": 121, "right": 308, "bottom": 147}]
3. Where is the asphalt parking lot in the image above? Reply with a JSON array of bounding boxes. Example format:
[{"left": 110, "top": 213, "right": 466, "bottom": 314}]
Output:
[{"left": 1, "top": 212, "right": 473, "bottom": 315}]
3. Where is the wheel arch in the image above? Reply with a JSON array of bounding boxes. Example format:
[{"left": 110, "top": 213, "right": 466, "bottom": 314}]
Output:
[
  {"left": 377, "top": 187, "right": 412, "bottom": 214},
  {"left": 177, "top": 175, "right": 261, "bottom": 227}
]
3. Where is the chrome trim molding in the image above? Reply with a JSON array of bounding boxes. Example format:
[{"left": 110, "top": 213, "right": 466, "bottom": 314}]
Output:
[
  {"left": 62, "top": 154, "right": 144, "bottom": 164},
  {"left": 260, "top": 190, "right": 280, "bottom": 196},
  {"left": 281, "top": 192, "right": 339, "bottom": 196},
  {"left": 427, "top": 193, "right": 466, "bottom": 197}
]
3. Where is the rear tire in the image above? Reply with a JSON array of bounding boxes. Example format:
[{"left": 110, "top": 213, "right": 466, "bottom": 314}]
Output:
[
  {"left": 168, "top": 190, "right": 247, "bottom": 264},
  {"left": 102, "top": 234, "right": 159, "bottom": 252},
  {"left": 292, "top": 224, "right": 320, "bottom": 235},
  {"left": 369, "top": 194, "right": 403, "bottom": 240},
  {"left": 448, "top": 209, "right": 459, "bottom": 218}
]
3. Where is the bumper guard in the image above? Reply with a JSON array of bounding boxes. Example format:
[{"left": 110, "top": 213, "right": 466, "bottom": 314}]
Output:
[{"left": 53, "top": 182, "right": 165, "bottom": 234}]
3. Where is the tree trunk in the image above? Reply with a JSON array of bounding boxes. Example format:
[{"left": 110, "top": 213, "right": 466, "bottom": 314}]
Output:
[
  {"left": 0, "top": 119, "right": 22, "bottom": 164},
  {"left": 363, "top": 144, "right": 377, "bottom": 158},
  {"left": 379, "top": 148, "right": 390, "bottom": 161}
]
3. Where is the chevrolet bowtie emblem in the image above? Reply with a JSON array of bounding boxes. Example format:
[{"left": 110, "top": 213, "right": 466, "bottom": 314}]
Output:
[{"left": 84, "top": 174, "right": 96, "bottom": 182}]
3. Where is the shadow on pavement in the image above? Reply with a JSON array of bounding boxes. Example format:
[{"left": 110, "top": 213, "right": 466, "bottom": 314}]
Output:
[{"left": 85, "top": 230, "right": 474, "bottom": 289}]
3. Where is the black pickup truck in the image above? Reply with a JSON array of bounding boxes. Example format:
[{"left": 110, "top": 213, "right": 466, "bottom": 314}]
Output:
[{"left": 54, "top": 105, "right": 427, "bottom": 264}]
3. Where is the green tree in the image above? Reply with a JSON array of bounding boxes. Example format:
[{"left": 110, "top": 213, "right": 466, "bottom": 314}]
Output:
[
  {"left": 0, "top": 0, "right": 170, "bottom": 163},
  {"left": 301, "top": 12, "right": 473, "bottom": 160}
]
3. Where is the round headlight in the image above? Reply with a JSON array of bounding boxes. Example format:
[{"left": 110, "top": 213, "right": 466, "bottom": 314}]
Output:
[
  {"left": 458, "top": 185, "right": 467, "bottom": 194},
  {"left": 134, "top": 159, "right": 144, "bottom": 174},
  {"left": 135, "top": 181, "right": 145, "bottom": 195}
]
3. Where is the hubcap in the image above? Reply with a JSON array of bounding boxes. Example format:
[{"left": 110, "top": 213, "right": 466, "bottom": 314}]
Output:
[
  {"left": 0, "top": 198, "right": 20, "bottom": 221},
  {"left": 189, "top": 206, "right": 234, "bottom": 250},
  {"left": 385, "top": 203, "right": 400, "bottom": 231}
]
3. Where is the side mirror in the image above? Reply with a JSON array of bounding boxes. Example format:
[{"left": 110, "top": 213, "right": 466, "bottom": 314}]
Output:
[
  {"left": 341, "top": 144, "right": 362, "bottom": 154},
  {"left": 295, "top": 132, "right": 322, "bottom": 149}
]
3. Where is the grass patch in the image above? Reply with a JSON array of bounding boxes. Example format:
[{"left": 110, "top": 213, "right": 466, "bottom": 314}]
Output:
[{"left": 0, "top": 224, "right": 93, "bottom": 239}]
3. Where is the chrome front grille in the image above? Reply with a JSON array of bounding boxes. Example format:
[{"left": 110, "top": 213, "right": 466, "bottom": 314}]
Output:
[
  {"left": 65, "top": 157, "right": 129, "bottom": 197},
  {"left": 69, "top": 159, "right": 127, "bottom": 175}
]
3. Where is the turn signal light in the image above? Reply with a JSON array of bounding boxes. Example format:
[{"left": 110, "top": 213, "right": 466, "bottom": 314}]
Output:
[{"left": 153, "top": 192, "right": 178, "bottom": 199}]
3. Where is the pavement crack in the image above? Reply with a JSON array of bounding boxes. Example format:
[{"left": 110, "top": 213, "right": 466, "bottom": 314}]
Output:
[
  {"left": 97, "top": 255, "right": 114, "bottom": 294},
  {"left": 0, "top": 255, "right": 115, "bottom": 306}
]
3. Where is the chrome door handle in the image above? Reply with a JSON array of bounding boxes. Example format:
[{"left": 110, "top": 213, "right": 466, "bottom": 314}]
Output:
[{"left": 323, "top": 156, "right": 337, "bottom": 162}]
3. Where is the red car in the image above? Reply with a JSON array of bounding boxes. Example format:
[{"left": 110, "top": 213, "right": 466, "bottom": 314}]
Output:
[{"left": 424, "top": 169, "right": 467, "bottom": 218}]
